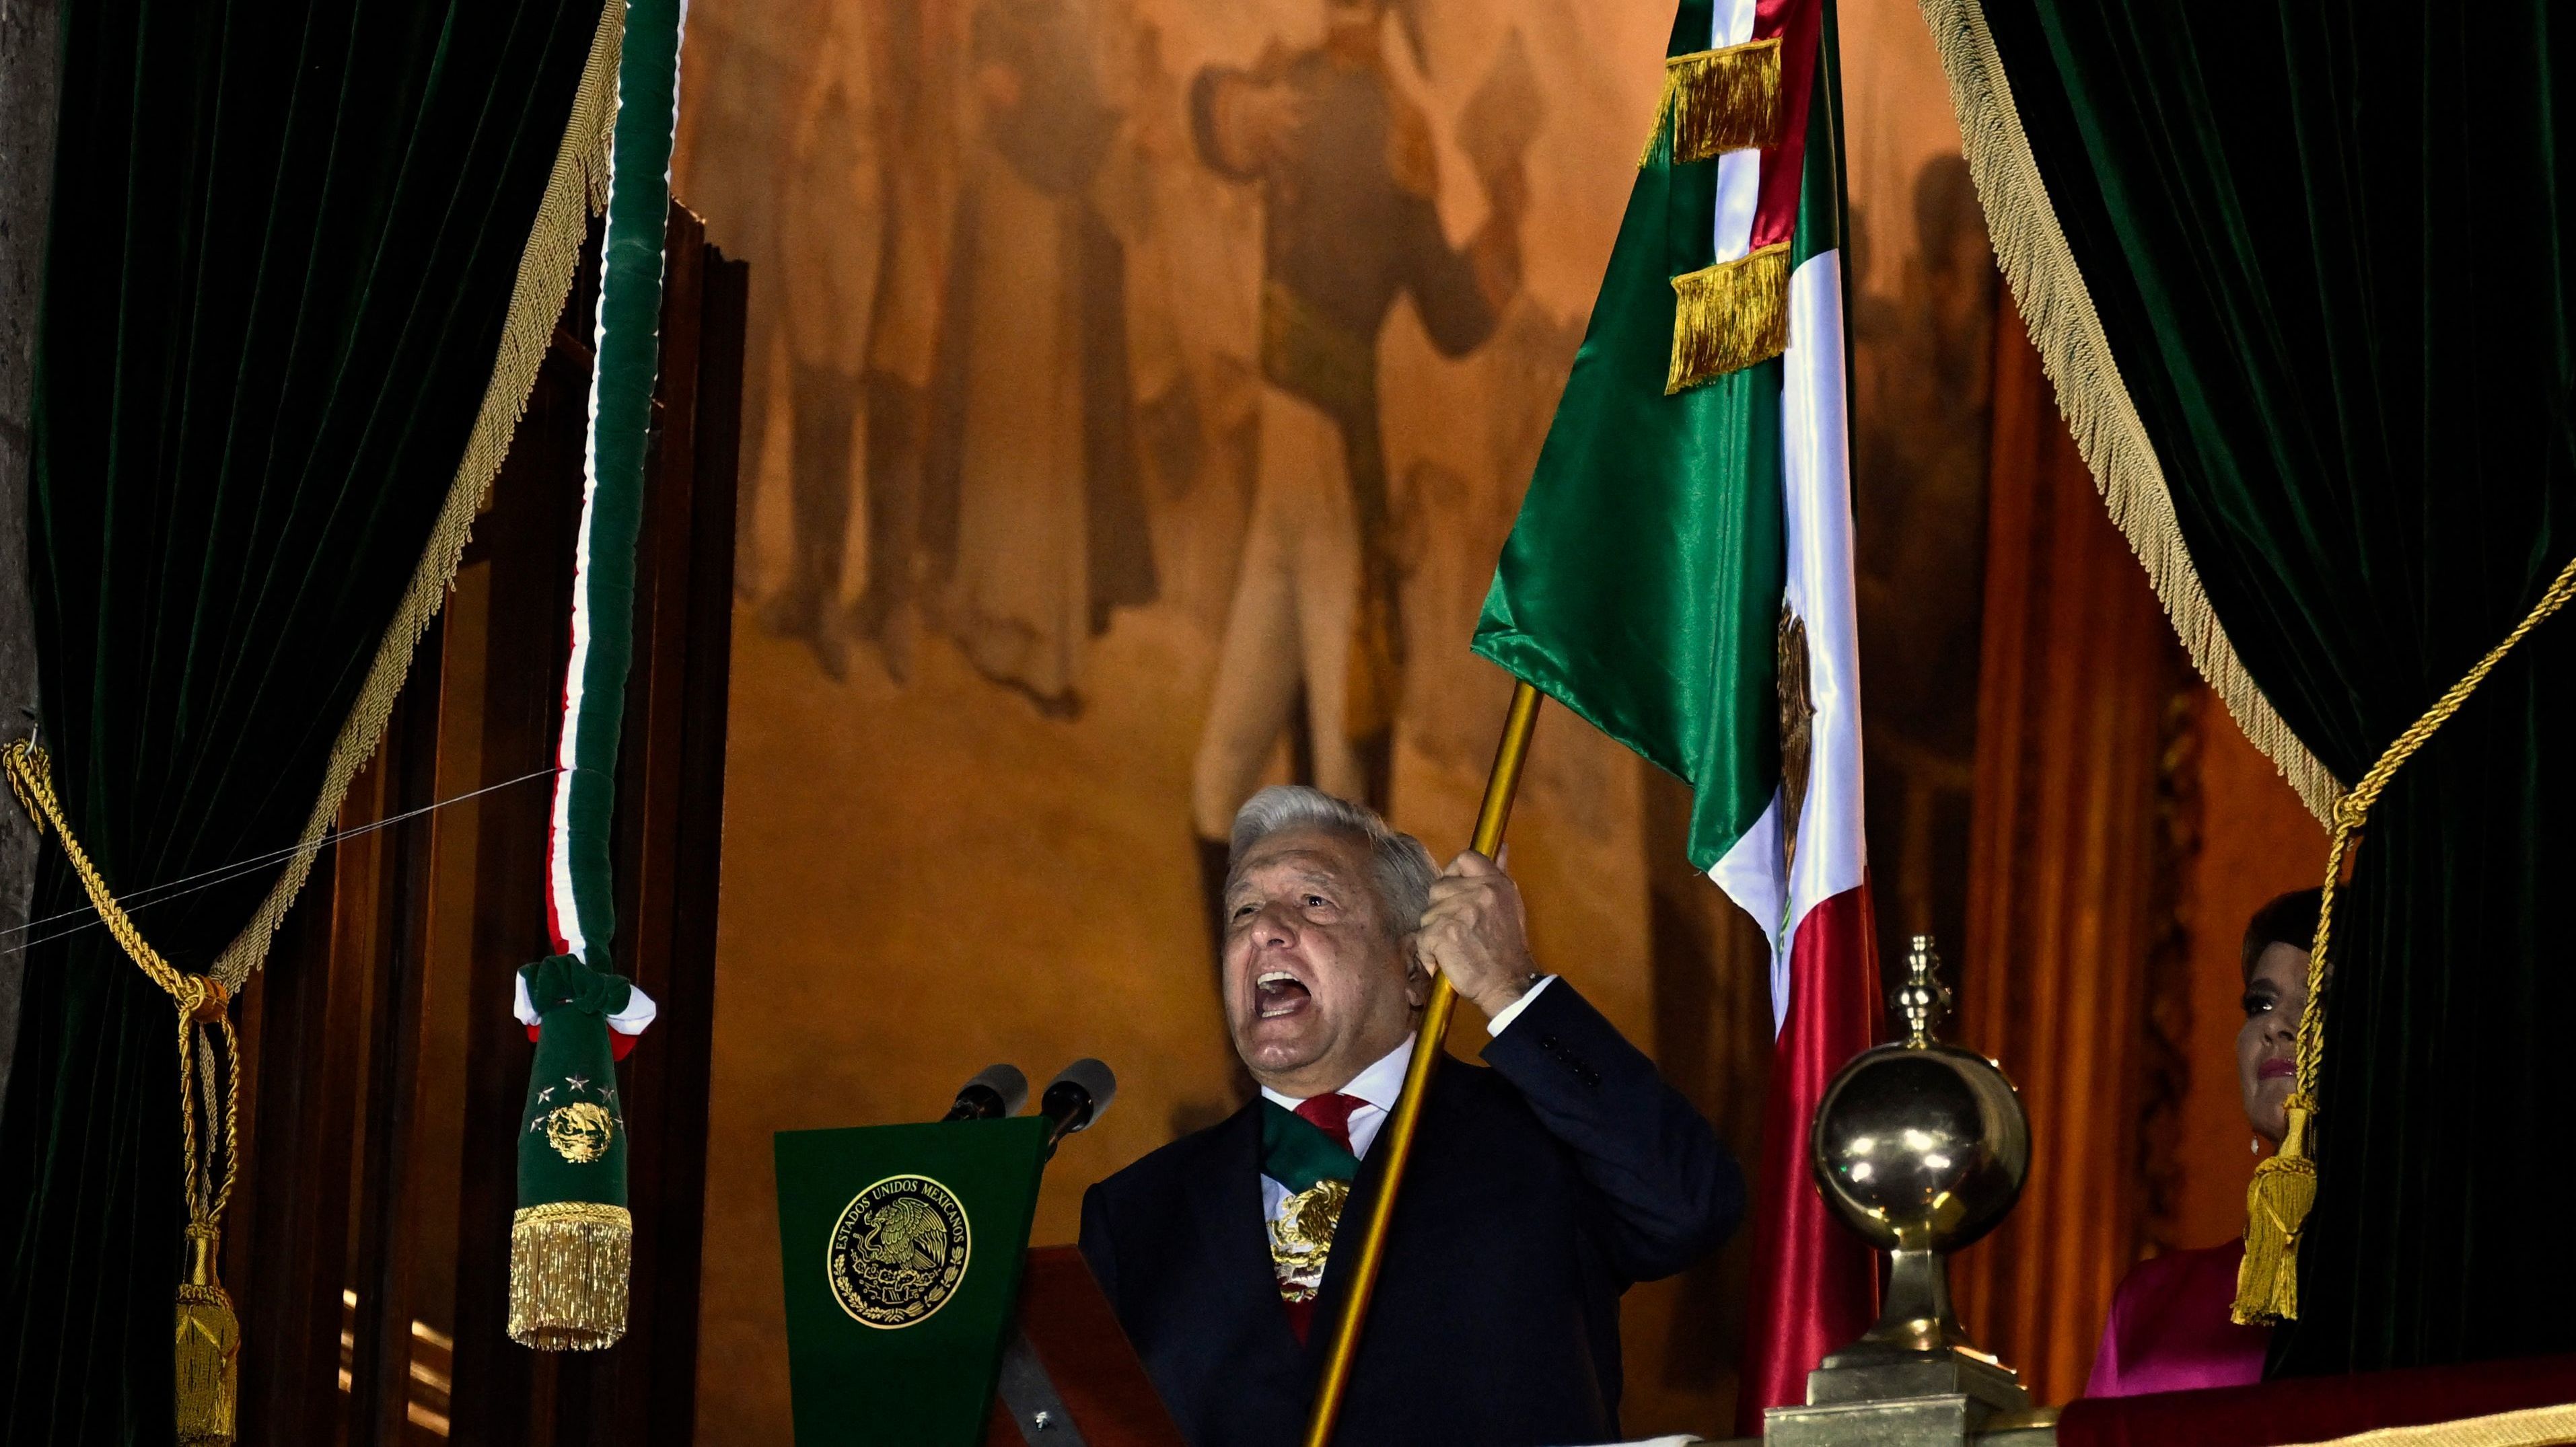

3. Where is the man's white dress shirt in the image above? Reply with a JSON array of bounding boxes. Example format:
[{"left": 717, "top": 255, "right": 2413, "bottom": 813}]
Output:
[{"left": 1256, "top": 975, "right": 1557, "bottom": 1227}]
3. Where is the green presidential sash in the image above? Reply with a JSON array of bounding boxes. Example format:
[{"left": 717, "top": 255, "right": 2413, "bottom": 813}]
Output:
[{"left": 1262, "top": 1102, "right": 1361, "bottom": 1305}]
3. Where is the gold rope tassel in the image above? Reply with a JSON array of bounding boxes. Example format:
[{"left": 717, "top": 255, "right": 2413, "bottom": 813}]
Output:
[
  {"left": 176, "top": 1222, "right": 240, "bottom": 1444},
  {"left": 2, "top": 738, "right": 245, "bottom": 1438},
  {"left": 1641, "top": 38, "right": 1785, "bottom": 168},
  {"left": 2231, "top": 551, "right": 2576, "bottom": 1325},
  {"left": 2234, "top": 1098, "right": 2316, "bottom": 1322},
  {"left": 176, "top": 1001, "right": 242, "bottom": 1443},
  {"left": 509, "top": 1202, "right": 634, "bottom": 1351},
  {"left": 1669, "top": 242, "right": 1791, "bottom": 392}
]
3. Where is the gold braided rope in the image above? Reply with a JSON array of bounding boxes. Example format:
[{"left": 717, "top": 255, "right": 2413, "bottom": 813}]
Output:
[
  {"left": 1, "top": 737, "right": 244, "bottom": 1439},
  {"left": 2234, "top": 550, "right": 2576, "bottom": 1325}
]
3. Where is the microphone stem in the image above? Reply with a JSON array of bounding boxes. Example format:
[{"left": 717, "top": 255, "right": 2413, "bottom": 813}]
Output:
[{"left": 1042, "top": 1101, "right": 1092, "bottom": 1155}]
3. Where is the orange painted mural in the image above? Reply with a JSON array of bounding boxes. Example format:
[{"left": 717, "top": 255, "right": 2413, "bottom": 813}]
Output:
[{"left": 672, "top": 0, "right": 1994, "bottom": 1438}]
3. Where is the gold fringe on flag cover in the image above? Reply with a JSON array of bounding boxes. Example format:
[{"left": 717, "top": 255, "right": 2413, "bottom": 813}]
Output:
[
  {"left": 1642, "top": 38, "right": 1785, "bottom": 167},
  {"left": 1, "top": 741, "right": 244, "bottom": 1442},
  {"left": 2231, "top": 549, "right": 2576, "bottom": 1324},
  {"left": 1668, "top": 241, "right": 1791, "bottom": 392},
  {"left": 2284, "top": 1403, "right": 2576, "bottom": 1447},
  {"left": 509, "top": 1202, "right": 634, "bottom": 1349}
]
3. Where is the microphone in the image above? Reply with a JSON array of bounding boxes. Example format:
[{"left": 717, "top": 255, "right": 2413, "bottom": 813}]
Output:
[
  {"left": 941, "top": 1063, "right": 1029, "bottom": 1122},
  {"left": 1038, "top": 1058, "right": 1117, "bottom": 1153}
]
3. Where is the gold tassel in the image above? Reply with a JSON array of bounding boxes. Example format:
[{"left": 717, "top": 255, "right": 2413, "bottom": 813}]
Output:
[
  {"left": 2233, "top": 1100, "right": 2318, "bottom": 1324},
  {"left": 1642, "top": 38, "right": 1784, "bottom": 167},
  {"left": 1668, "top": 242, "right": 1791, "bottom": 392},
  {"left": 176, "top": 1224, "right": 239, "bottom": 1444},
  {"left": 508, "top": 1202, "right": 633, "bottom": 1350},
  {"left": 2223, "top": 540, "right": 2576, "bottom": 1324}
]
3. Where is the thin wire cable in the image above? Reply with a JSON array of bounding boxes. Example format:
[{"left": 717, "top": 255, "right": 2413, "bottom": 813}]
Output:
[
  {"left": 96, "top": 764, "right": 563, "bottom": 921},
  {"left": 0, "top": 764, "right": 561, "bottom": 957}
]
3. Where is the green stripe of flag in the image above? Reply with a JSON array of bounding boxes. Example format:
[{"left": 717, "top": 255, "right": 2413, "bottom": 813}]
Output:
[{"left": 1472, "top": 0, "right": 1785, "bottom": 872}]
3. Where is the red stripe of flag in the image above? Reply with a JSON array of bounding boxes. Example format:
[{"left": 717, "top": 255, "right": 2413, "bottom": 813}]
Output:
[{"left": 1735, "top": 883, "right": 1883, "bottom": 1434}]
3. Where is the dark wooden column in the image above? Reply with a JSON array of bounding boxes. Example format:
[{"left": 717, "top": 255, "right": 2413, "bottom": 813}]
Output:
[
  {"left": 228, "top": 205, "right": 743, "bottom": 1447},
  {"left": 553, "top": 203, "right": 746, "bottom": 1447},
  {"left": 1948, "top": 304, "right": 2190, "bottom": 1403}
]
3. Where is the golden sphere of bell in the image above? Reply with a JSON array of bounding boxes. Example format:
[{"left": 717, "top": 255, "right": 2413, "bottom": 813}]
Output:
[{"left": 1808, "top": 1040, "right": 2029, "bottom": 1256}]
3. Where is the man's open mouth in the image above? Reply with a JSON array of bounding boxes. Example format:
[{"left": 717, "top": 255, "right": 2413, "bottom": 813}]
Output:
[{"left": 1255, "top": 969, "right": 1312, "bottom": 1019}]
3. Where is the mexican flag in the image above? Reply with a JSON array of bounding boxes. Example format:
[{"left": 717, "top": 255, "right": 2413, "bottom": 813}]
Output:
[
  {"left": 1468, "top": 0, "right": 1877, "bottom": 1429},
  {"left": 507, "top": 0, "right": 683, "bottom": 1355}
]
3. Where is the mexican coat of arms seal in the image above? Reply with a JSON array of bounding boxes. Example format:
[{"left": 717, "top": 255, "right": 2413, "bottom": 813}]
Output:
[{"left": 826, "top": 1174, "right": 972, "bottom": 1328}]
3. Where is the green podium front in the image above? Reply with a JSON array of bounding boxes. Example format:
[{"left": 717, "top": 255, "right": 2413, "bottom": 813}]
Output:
[{"left": 775, "top": 1116, "right": 1052, "bottom": 1446}]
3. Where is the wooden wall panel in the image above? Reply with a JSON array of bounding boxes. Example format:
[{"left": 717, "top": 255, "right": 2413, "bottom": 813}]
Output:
[
  {"left": 227, "top": 205, "right": 742, "bottom": 1447},
  {"left": 1624, "top": 764, "right": 1780, "bottom": 1430},
  {"left": 1949, "top": 305, "right": 2187, "bottom": 1404},
  {"left": 2167, "top": 698, "right": 2321, "bottom": 1251}
]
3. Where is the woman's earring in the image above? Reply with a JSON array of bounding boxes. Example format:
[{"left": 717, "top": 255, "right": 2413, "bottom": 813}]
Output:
[{"left": 2251, "top": 1136, "right": 2261, "bottom": 1155}]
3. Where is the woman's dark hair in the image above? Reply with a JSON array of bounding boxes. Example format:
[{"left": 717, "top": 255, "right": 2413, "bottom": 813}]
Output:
[{"left": 2242, "top": 888, "right": 2322, "bottom": 982}]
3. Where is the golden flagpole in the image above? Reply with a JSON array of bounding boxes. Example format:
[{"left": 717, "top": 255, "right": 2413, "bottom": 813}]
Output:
[{"left": 1300, "top": 680, "right": 1544, "bottom": 1447}]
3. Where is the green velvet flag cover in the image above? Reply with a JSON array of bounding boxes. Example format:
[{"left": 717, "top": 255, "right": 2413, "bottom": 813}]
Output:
[
  {"left": 775, "top": 1117, "right": 1053, "bottom": 1446},
  {"left": 1260, "top": 1101, "right": 1361, "bottom": 1193},
  {"left": 518, "top": 959, "right": 635, "bottom": 1208},
  {"left": 509, "top": 0, "right": 686, "bottom": 1352},
  {"left": 509, "top": 955, "right": 642, "bottom": 1349},
  {"left": 1943, "top": 0, "right": 2576, "bottom": 1373}
]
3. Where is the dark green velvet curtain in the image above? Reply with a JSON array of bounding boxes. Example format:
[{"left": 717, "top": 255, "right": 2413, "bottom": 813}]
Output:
[
  {"left": 0, "top": 0, "right": 608, "bottom": 1438},
  {"left": 1978, "top": 2, "right": 2576, "bottom": 1374}
]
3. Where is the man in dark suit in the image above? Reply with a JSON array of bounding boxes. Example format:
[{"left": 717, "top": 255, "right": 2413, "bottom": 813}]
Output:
[{"left": 1081, "top": 785, "right": 1746, "bottom": 1446}]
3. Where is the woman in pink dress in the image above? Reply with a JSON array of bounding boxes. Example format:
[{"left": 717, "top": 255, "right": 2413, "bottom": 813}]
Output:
[{"left": 2083, "top": 889, "right": 2318, "bottom": 1397}]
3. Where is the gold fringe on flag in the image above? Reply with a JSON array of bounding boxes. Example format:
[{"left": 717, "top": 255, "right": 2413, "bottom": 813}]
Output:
[
  {"left": 508, "top": 1202, "right": 634, "bottom": 1351},
  {"left": 1668, "top": 242, "right": 1791, "bottom": 392},
  {"left": 1642, "top": 38, "right": 1784, "bottom": 167}
]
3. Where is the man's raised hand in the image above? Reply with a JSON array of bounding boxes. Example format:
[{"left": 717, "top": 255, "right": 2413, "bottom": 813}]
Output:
[{"left": 1414, "top": 850, "right": 1540, "bottom": 1023}]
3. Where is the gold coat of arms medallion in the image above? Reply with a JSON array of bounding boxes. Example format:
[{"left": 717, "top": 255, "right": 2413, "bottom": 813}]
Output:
[
  {"left": 1268, "top": 1177, "right": 1350, "bottom": 1303},
  {"left": 827, "top": 1174, "right": 972, "bottom": 1329},
  {"left": 541, "top": 1101, "right": 617, "bottom": 1163}
]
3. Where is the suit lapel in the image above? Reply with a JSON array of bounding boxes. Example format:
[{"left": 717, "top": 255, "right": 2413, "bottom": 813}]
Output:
[
  {"left": 1182, "top": 1101, "right": 1308, "bottom": 1368},
  {"left": 1301, "top": 1051, "right": 1454, "bottom": 1378}
]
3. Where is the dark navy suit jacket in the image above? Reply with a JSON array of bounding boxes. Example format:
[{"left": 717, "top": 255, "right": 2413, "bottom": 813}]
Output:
[{"left": 1078, "top": 981, "right": 1744, "bottom": 1447}]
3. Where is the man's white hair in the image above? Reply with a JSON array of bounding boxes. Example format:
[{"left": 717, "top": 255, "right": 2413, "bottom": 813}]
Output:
[{"left": 1227, "top": 785, "right": 1437, "bottom": 936}]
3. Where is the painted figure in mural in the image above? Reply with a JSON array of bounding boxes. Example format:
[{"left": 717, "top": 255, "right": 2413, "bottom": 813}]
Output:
[
  {"left": 759, "top": 0, "right": 968, "bottom": 683},
  {"left": 1184, "top": 0, "right": 1528, "bottom": 932},
  {"left": 922, "top": 0, "right": 1157, "bottom": 718},
  {"left": 1081, "top": 786, "right": 1744, "bottom": 1445},
  {"left": 848, "top": 0, "right": 963, "bottom": 684},
  {"left": 1849, "top": 153, "right": 1997, "bottom": 973},
  {"left": 762, "top": 0, "right": 888, "bottom": 677}
]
